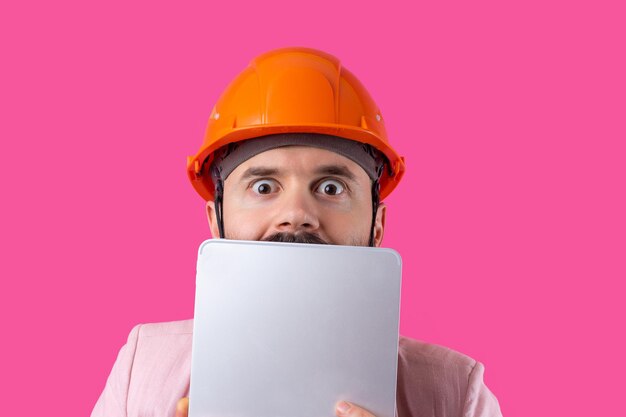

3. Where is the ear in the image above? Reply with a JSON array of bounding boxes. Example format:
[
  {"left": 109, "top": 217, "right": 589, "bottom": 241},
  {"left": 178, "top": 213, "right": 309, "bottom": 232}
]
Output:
[
  {"left": 373, "top": 202, "right": 387, "bottom": 247},
  {"left": 205, "top": 200, "right": 221, "bottom": 238}
]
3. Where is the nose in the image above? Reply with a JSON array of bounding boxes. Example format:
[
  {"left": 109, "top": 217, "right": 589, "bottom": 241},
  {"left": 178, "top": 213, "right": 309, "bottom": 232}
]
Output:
[{"left": 273, "top": 190, "right": 320, "bottom": 233}]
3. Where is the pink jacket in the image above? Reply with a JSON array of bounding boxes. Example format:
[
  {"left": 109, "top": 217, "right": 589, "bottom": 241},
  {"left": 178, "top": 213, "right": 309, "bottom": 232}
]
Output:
[{"left": 92, "top": 320, "right": 501, "bottom": 417}]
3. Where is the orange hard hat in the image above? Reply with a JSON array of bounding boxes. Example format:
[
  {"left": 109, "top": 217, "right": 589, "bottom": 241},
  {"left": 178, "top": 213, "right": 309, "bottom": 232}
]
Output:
[{"left": 187, "top": 47, "right": 405, "bottom": 201}]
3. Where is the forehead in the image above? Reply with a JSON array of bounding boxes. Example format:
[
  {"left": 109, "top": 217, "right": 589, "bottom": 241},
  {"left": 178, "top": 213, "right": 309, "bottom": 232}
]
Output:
[{"left": 228, "top": 146, "right": 371, "bottom": 180}]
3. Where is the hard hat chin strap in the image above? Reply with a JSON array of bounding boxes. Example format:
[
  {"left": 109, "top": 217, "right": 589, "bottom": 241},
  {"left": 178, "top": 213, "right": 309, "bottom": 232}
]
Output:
[
  {"left": 369, "top": 180, "right": 380, "bottom": 247},
  {"left": 214, "top": 177, "right": 226, "bottom": 239},
  {"left": 368, "top": 164, "right": 384, "bottom": 247}
]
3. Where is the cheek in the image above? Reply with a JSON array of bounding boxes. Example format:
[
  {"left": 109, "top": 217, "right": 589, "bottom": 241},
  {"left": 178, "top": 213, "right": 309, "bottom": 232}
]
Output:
[
  {"left": 322, "top": 204, "right": 372, "bottom": 243},
  {"left": 222, "top": 199, "right": 271, "bottom": 240}
]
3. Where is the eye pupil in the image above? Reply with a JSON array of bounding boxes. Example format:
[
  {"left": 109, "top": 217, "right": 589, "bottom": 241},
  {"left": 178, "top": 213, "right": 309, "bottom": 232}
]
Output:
[
  {"left": 324, "top": 184, "right": 338, "bottom": 195},
  {"left": 258, "top": 183, "right": 271, "bottom": 194}
]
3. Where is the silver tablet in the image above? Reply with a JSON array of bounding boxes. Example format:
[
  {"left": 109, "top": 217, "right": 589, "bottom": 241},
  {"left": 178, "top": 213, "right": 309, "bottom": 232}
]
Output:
[{"left": 189, "top": 239, "right": 402, "bottom": 417}]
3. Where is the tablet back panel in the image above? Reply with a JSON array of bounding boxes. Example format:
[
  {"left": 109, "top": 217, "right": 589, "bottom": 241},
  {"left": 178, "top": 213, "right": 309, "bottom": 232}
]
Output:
[{"left": 189, "top": 240, "right": 402, "bottom": 417}]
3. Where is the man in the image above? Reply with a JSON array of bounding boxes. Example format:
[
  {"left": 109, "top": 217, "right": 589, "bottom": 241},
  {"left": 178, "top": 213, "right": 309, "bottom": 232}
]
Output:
[{"left": 92, "top": 47, "right": 502, "bottom": 417}]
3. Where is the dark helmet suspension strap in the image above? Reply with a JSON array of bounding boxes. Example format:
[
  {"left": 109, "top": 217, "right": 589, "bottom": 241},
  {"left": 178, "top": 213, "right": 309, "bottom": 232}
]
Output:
[
  {"left": 213, "top": 168, "right": 226, "bottom": 239},
  {"left": 368, "top": 163, "right": 384, "bottom": 247}
]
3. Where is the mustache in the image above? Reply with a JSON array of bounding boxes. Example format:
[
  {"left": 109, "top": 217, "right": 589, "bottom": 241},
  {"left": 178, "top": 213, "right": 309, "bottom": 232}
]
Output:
[{"left": 263, "top": 232, "right": 328, "bottom": 244}]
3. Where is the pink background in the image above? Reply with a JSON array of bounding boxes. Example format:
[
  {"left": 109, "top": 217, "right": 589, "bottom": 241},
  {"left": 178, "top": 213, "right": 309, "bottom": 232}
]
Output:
[{"left": 1, "top": 1, "right": 624, "bottom": 416}]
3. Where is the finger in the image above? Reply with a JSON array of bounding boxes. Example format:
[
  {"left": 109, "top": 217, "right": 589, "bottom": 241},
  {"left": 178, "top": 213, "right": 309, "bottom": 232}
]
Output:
[
  {"left": 175, "top": 397, "right": 189, "bottom": 417},
  {"left": 335, "top": 401, "right": 376, "bottom": 417}
]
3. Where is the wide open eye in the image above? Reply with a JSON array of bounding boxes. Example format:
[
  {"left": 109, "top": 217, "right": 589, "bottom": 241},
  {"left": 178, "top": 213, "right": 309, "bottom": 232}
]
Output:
[
  {"left": 251, "top": 179, "right": 278, "bottom": 195},
  {"left": 316, "top": 179, "right": 345, "bottom": 196}
]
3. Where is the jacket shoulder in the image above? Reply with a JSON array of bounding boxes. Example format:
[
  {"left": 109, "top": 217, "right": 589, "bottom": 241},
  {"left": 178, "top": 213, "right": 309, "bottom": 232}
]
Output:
[
  {"left": 135, "top": 318, "right": 194, "bottom": 337},
  {"left": 398, "top": 336, "right": 477, "bottom": 371},
  {"left": 128, "top": 320, "right": 193, "bottom": 417},
  {"left": 396, "top": 336, "right": 478, "bottom": 417}
]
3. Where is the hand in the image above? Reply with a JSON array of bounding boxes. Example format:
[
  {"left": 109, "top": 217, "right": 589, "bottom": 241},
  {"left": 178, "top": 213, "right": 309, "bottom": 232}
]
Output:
[
  {"left": 174, "top": 398, "right": 376, "bottom": 417},
  {"left": 175, "top": 397, "right": 189, "bottom": 417},
  {"left": 336, "top": 401, "right": 377, "bottom": 417}
]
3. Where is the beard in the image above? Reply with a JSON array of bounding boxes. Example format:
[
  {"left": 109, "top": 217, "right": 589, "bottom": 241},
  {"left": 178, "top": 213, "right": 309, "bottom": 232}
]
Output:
[{"left": 263, "top": 232, "right": 329, "bottom": 244}]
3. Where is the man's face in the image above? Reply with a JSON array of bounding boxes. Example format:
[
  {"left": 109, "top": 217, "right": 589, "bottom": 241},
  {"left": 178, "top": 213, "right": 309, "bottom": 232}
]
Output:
[{"left": 206, "top": 146, "right": 386, "bottom": 246}]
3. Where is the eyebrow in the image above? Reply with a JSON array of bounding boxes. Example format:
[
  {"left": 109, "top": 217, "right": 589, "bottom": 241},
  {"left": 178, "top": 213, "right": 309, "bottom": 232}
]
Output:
[
  {"left": 237, "top": 164, "right": 358, "bottom": 182},
  {"left": 314, "top": 164, "right": 357, "bottom": 181},
  {"left": 239, "top": 167, "right": 280, "bottom": 181}
]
